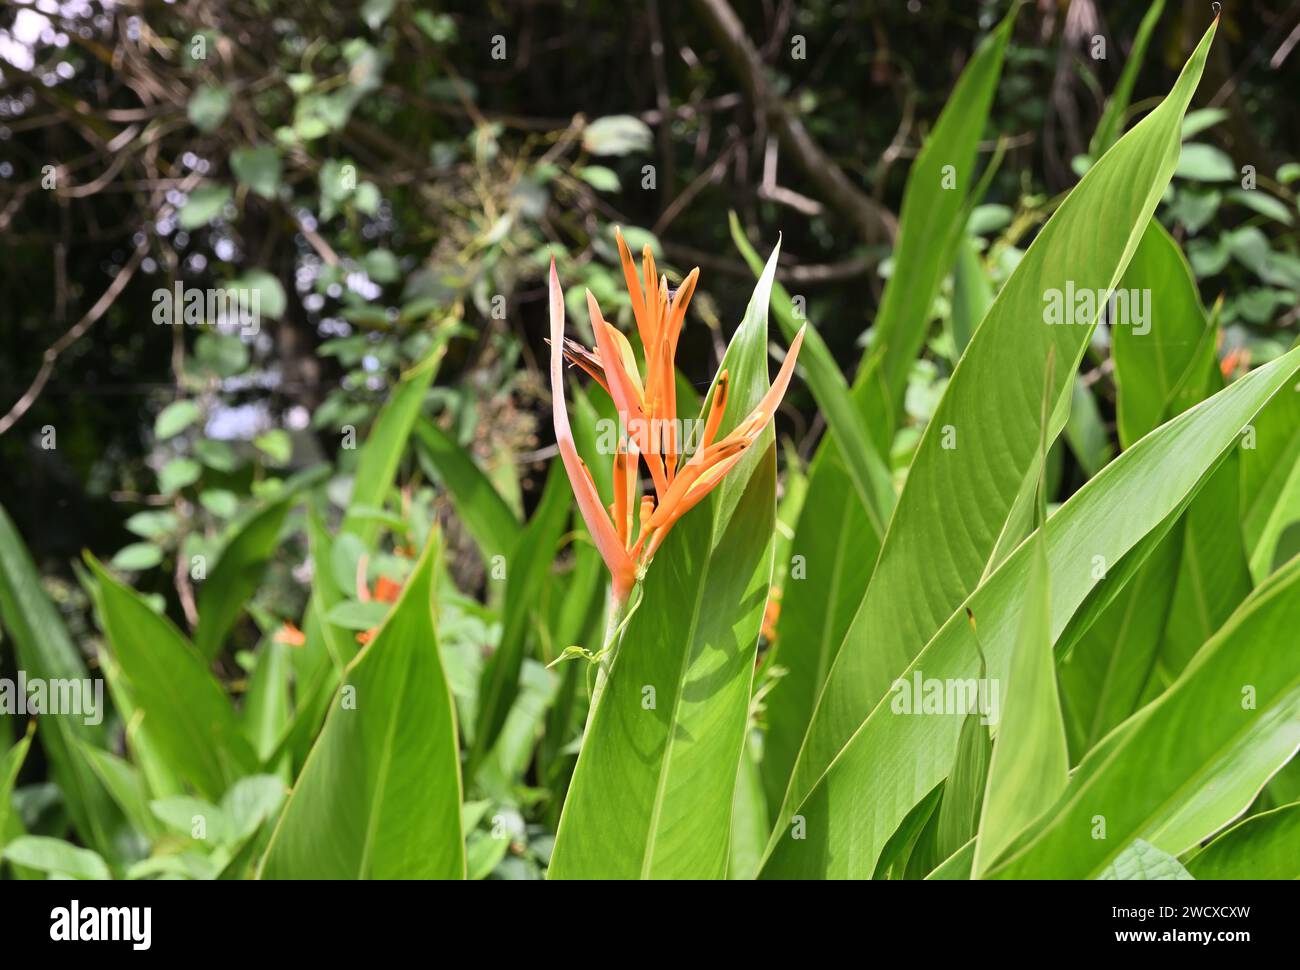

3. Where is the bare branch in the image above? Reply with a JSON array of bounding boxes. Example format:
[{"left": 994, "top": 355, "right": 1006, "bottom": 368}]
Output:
[{"left": 690, "top": 0, "right": 897, "bottom": 243}]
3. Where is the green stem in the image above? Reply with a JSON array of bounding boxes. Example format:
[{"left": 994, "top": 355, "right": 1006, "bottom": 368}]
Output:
[{"left": 582, "top": 586, "right": 637, "bottom": 740}]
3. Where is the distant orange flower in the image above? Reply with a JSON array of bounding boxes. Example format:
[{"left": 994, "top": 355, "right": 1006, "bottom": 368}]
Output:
[
  {"left": 274, "top": 621, "right": 306, "bottom": 647},
  {"left": 355, "top": 561, "right": 404, "bottom": 644},
  {"left": 372, "top": 575, "right": 402, "bottom": 603},
  {"left": 761, "top": 587, "right": 783, "bottom": 642},
  {"left": 1221, "top": 346, "right": 1250, "bottom": 379},
  {"left": 548, "top": 230, "right": 804, "bottom": 605}
]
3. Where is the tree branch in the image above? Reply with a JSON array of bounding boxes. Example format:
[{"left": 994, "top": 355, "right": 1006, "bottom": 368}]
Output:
[{"left": 691, "top": 0, "right": 897, "bottom": 243}]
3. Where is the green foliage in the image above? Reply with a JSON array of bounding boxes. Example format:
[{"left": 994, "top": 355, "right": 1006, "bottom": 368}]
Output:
[{"left": 2, "top": 2, "right": 1298, "bottom": 887}]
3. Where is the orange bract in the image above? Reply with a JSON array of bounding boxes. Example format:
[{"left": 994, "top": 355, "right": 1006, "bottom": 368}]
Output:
[{"left": 548, "top": 230, "right": 805, "bottom": 604}]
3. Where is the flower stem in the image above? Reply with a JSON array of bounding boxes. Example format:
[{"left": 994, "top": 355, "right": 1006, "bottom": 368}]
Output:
[{"left": 582, "top": 586, "right": 636, "bottom": 740}]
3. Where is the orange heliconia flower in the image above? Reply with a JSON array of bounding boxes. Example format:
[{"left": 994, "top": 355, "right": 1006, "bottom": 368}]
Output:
[{"left": 548, "top": 229, "right": 805, "bottom": 605}]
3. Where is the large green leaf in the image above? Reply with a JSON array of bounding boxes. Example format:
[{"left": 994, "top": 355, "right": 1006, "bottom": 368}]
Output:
[
  {"left": 76, "top": 739, "right": 158, "bottom": 840},
  {"left": 950, "top": 232, "right": 994, "bottom": 359},
  {"left": 758, "top": 341, "right": 1300, "bottom": 878},
  {"left": 1240, "top": 376, "right": 1300, "bottom": 582},
  {"left": 194, "top": 466, "right": 327, "bottom": 660},
  {"left": 767, "top": 22, "right": 1217, "bottom": 855},
  {"left": 242, "top": 638, "right": 292, "bottom": 765},
  {"left": 1112, "top": 220, "right": 1214, "bottom": 449},
  {"left": 0, "top": 725, "right": 33, "bottom": 852},
  {"left": 1089, "top": 0, "right": 1166, "bottom": 158},
  {"left": 730, "top": 217, "right": 893, "bottom": 532},
  {"left": 1063, "top": 226, "right": 1229, "bottom": 752},
  {"left": 476, "top": 659, "right": 558, "bottom": 802},
  {"left": 277, "top": 504, "right": 357, "bottom": 774},
  {"left": 339, "top": 346, "right": 441, "bottom": 544},
  {"left": 259, "top": 534, "right": 464, "bottom": 878},
  {"left": 469, "top": 458, "right": 570, "bottom": 771},
  {"left": 989, "top": 553, "right": 1300, "bottom": 878},
  {"left": 548, "top": 246, "right": 784, "bottom": 879},
  {"left": 859, "top": 8, "right": 1015, "bottom": 452},
  {"left": 1157, "top": 453, "right": 1252, "bottom": 680},
  {"left": 730, "top": 228, "right": 892, "bottom": 820},
  {"left": 413, "top": 418, "right": 520, "bottom": 563},
  {"left": 760, "top": 447, "right": 878, "bottom": 819},
  {"left": 728, "top": 729, "right": 768, "bottom": 880},
  {"left": 0, "top": 502, "right": 118, "bottom": 857},
  {"left": 933, "top": 681, "right": 991, "bottom": 865},
  {"left": 1188, "top": 801, "right": 1300, "bottom": 879},
  {"left": 1059, "top": 527, "right": 1182, "bottom": 759},
  {"left": 87, "top": 554, "right": 256, "bottom": 800},
  {"left": 742, "top": 17, "right": 1012, "bottom": 815},
  {"left": 974, "top": 533, "right": 1067, "bottom": 875}
]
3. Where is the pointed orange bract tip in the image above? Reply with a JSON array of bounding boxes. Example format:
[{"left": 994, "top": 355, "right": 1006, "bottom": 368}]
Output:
[
  {"left": 547, "top": 256, "right": 804, "bottom": 605},
  {"left": 549, "top": 259, "right": 636, "bottom": 604}
]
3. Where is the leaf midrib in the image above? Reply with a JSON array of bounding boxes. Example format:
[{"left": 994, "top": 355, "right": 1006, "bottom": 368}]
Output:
[
  {"left": 639, "top": 525, "right": 715, "bottom": 879},
  {"left": 995, "top": 568, "right": 1300, "bottom": 878}
]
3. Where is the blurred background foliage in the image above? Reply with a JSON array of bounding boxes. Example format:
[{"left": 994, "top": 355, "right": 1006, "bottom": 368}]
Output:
[{"left": 0, "top": 0, "right": 1298, "bottom": 876}]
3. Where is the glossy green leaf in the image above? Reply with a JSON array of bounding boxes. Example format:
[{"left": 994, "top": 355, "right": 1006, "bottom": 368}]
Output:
[
  {"left": 1089, "top": 0, "right": 1165, "bottom": 157},
  {"left": 76, "top": 739, "right": 158, "bottom": 840},
  {"left": 934, "top": 685, "right": 991, "bottom": 864},
  {"left": 194, "top": 466, "right": 327, "bottom": 661},
  {"left": 759, "top": 341, "right": 1300, "bottom": 878},
  {"left": 874, "top": 782, "right": 943, "bottom": 879},
  {"left": 279, "top": 505, "right": 356, "bottom": 772},
  {"left": 1188, "top": 801, "right": 1300, "bottom": 879},
  {"left": 1157, "top": 454, "right": 1252, "bottom": 679},
  {"left": 1240, "top": 377, "right": 1300, "bottom": 582},
  {"left": 260, "top": 534, "right": 464, "bottom": 878},
  {"left": 476, "top": 659, "right": 558, "bottom": 801},
  {"left": 1065, "top": 377, "right": 1111, "bottom": 478},
  {"left": 0, "top": 502, "right": 118, "bottom": 857},
  {"left": 760, "top": 448, "right": 878, "bottom": 820},
  {"left": 951, "top": 233, "right": 993, "bottom": 358},
  {"left": 413, "top": 418, "right": 520, "bottom": 564},
  {"left": 728, "top": 730, "right": 768, "bottom": 880},
  {"left": 767, "top": 24, "right": 1217, "bottom": 859},
  {"left": 990, "top": 553, "right": 1300, "bottom": 878},
  {"left": 1113, "top": 220, "right": 1213, "bottom": 449},
  {"left": 1059, "top": 527, "right": 1182, "bottom": 758},
  {"left": 86, "top": 554, "right": 256, "bottom": 801},
  {"left": 858, "top": 8, "right": 1015, "bottom": 452},
  {"left": 0, "top": 726, "right": 33, "bottom": 852},
  {"left": 470, "top": 458, "right": 569, "bottom": 770},
  {"left": 340, "top": 347, "right": 441, "bottom": 544},
  {"left": 974, "top": 534, "right": 1067, "bottom": 875},
  {"left": 242, "top": 639, "right": 292, "bottom": 765}
]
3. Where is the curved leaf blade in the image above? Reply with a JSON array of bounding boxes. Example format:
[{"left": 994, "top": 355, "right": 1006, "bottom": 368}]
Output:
[
  {"left": 260, "top": 534, "right": 464, "bottom": 879},
  {"left": 87, "top": 554, "right": 256, "bottom": 800},
  {"left": 759, "top": 342, "right": 1300, "bottom": 878},
  {"left": 769, "top": 21, "right": 1218, "bottom": 854}
]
